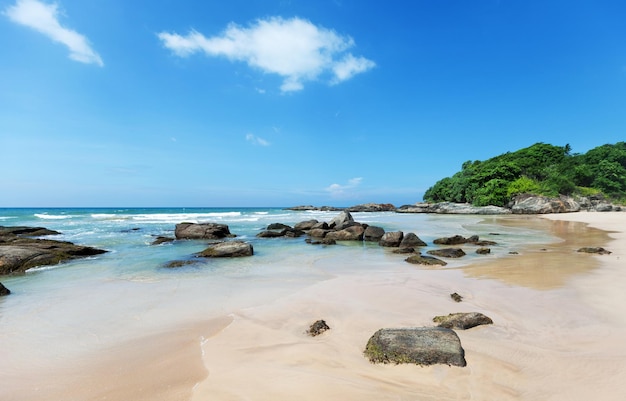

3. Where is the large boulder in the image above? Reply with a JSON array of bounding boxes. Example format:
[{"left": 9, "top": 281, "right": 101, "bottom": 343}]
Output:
[
  {"left": 363, "top": 225, "right": 385, "bottom": 242},
  {"left": 308, "top": 228, "right": 330, "bottom": 238},
  {"left": 379, "top": 231, "right": 404, "bottom": 247},
  {"left": 326, "top": 225, "right": 365, "bottom": 241},
  {"left": 433, "top": 312, "right": 493, "bottom": 330},
  {"left": 329, "top": 211, "right": 354, "bottom": 229},
  {"left": 175, "top": 223, "right": 234, "bottom": 240},
  {"left": 510, "top": 195, "right": 580, "bottom": 214},
  {"left": 400, "top": 232, "right": 427, "bottom": 248},
  {"left": 364, "top": 327, "right": 466, "bottom": 367},
  {"left": 198, "top": 241, "right": 253, "bottom": 258}
]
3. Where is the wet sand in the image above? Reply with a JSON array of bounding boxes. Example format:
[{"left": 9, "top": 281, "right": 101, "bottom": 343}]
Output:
[{"left": 5, "top": 212, "right": 626, "bottom": 400}]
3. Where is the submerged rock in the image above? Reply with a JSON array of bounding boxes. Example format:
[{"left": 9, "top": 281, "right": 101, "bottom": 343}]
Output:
[
  {"left": 433, "top": 312, "right": 493, "bottom": 330},
  {"left": 364, "top": 327, "right": 466, "bottom": 367},
  {"left": 151, "top": 236, "right": 175, "bottom": 245},
  {"left": 405, "top": 255, "right": 447, "bottom": 266}
]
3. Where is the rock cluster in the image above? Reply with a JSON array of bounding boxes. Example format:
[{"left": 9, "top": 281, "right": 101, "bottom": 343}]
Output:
[{"left": 0, "top": 226, "right": 107, "bottom": 275}]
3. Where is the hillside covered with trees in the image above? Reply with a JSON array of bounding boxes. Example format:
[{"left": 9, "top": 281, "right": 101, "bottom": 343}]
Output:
[{"left": 423, "top": 142, "right": 626, "bottom": 207}]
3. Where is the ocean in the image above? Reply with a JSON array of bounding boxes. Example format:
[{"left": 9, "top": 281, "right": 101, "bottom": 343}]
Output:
[{"left": 0, "top": 207, "right": 557, "bottom": 389}]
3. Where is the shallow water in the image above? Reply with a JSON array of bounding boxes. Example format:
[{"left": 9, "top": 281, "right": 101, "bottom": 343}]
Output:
[{"left": 0, "top": 207, "right": 559, "bottom": 396}]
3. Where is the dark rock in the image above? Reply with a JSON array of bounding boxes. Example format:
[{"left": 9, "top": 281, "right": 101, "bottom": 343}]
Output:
[
  {"left": 0, "top": 282, "right": 10, "bottom": 296},
  {"left": 282, "top": 228, "right": 305, "bottom": 238},
  {"left": 329, "top": 211, "right": 354, "bottom": 229},
  {"left": 198, "top": 241, "right": 253, "bottom": 258},
  {"left": 175, "top": 222, "right": 234, "bottom": 240},
  {"left": 427, "top": 248, "right": 466, "bottom": 258},
  {"left": 0, "top": 226, "right": 61, "bottom": 237},
  {"left": 326, "top": 225, "right": 365, "bottom": 241},
  {"left": 364, "top": 327, "right": 466, "bottom": 367},
  {"left": 450, "top": 293, "right": 463, "bottom": 302},
  {"left": 473, "top": 240, "right": 498, "bottom": 246},
  {"left": 577, "top": 247, "right": 612, "bottom": 255},
  {"left": 256, "top": 230, "right": 286, "bottom": 238},
  {"left": 476, "top": 247, "right": 491, "bottom": 255},
  {"left": 405, "top": 255, "right": 447, "bottom": 266},
  {"left": 400, "top": 232, "right": 427, "bottom": 248},
  {"left": 267, "top": 223, "right": 292, "bottom": 230},
  {"left": 294, "top": 220, "right": 319, "bottom": 231},
  {"left": 311, "top": 222, "right": 330, "bottom": 230},
  {"left": 151, "top": 236, "right": 175, "bottom": 245},
  {"left": 379, "top": 231, "right": 404, "bottom": 247},
  {"left": 433, "top": 235, "right": 468, "bottom": 245},
  {"left": 364, "top": 225, "right": 385, "bottom": 242},
  {"left": 308, "top": 320, "right": 330, "bottom": 336},
  {"left": 433, "top": 312, "right": 493, "bottom": 330}
]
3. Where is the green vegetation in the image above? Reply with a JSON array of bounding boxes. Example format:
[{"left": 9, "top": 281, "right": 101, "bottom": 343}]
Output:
[{"left": 424, "top": 142, "right": 626, "bottom": 207}]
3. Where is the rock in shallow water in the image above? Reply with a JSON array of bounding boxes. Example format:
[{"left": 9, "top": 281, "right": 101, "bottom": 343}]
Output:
[
  {"left": 198, "top": 241, "right": 253, "bottom": 258},
  {"left": 364, "top": 327, "right": 466, "bottom": 367}
]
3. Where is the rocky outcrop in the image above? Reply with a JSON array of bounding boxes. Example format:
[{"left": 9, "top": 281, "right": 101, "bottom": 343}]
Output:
[
  {"left": 427, "top": 248, "right": 466, "bottom": 258},
  {"left": 379, "top": 231, "right": 404, "bottom": 247},
  {"left": 0, "top": 226, "right": 107, "bottom": 275},
  {"left": 433, "top": 312, "right": 493, "bottom": 330},
  {"left": 510, "top": 195, "right": 580, "bottom": 214},
  {"left": 364, "top": 327, "right": 466, "bottom": 367},
  {"left": 175, "top": 223, "right": 234, "bottom": 240},
  {"left": 198, "top": 241, "right": 253, "bottom": 258},
  {"left": 405, "top": 254, "right": 447, "bottom": 266},
  {"left": 397, "top": 202, "right": 511, "bottom": 215},
  {"left": 345, "top": 203, "right": 396, "bottom": 212},
  {"left": 0, "top": 282, "right": 10, "bottom": 296}
]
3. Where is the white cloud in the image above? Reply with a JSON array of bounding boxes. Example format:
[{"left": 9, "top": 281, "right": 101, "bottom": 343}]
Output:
[
  {"left": 326, "top": 177, "right": 363, "bottom": 198},
  {"left": 158, "top": 17, "right": 374, "bottom": 92},
  {"left": 246, "top": 133, "right": 270, "bottom": 146},
  {"left": 4, "top": 0, "right": 103, "bottom": 66}
]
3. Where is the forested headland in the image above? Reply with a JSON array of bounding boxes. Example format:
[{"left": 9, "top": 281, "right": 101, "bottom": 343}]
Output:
[{"left": 424, "top": 142, "right": 626, "bottom": 207}]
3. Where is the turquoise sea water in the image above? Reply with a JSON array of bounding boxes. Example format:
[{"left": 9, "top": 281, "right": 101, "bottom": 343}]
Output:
[{"left": 0, "top": 207, "right": 556, "bottom": 379}]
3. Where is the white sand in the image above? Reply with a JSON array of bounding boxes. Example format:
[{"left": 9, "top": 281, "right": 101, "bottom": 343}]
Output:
[{"left": 191, "top": 212, "right": 626, "bottom": 401}]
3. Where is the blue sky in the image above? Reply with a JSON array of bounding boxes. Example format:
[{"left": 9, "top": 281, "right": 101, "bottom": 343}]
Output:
[{"left": 1, "top": 0, "right": 625, "bottom": 207}]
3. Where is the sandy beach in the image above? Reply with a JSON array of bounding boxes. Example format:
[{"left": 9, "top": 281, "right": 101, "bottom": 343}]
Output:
[{"left": 4, "top": 211, "right": 626, "bottom": 401}]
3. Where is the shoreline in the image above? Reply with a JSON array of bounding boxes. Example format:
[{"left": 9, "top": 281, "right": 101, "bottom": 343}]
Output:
[{"left": 3, "top": 211, "right": 625, "bottom": 400}]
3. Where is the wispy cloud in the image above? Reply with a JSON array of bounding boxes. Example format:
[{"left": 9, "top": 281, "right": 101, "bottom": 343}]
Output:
[
  {"left": 326, "top": 177, "right": 363, "bottom": 198},
  {"left": 158, "top": 17, "right": 374, "bottom": 92},
  {"left": 4, "top": 0, "right": 103, "bottom": 66},
  {"left": 246, "top": 133, "right": 270, "bottom": 146}
]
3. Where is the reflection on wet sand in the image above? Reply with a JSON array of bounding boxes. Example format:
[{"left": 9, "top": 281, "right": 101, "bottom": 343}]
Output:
[{"left": 462, "top": 216, "right": 613, "bottom": 289}]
